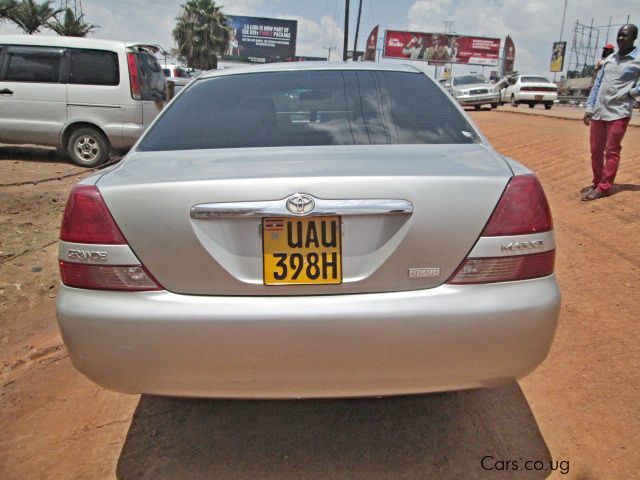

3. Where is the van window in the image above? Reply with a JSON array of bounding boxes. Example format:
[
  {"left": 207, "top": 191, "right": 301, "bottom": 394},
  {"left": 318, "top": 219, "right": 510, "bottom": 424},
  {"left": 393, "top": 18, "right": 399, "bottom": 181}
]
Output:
[
  {"left": 69, "top": 49, "right": 119, "bottom": 86},
  {"left": 136, "top": 52, "right": 166, "bottom": 101},
  {"left": 4, "top": 46, "right": 63, "bottom": 83}
]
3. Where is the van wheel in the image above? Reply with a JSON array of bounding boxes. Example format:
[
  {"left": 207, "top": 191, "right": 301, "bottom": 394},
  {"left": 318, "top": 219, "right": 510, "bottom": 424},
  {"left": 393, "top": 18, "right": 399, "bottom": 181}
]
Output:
[
  {"left": 491, "top": 103, "right": 498, "bottom": 109},
  {"left": 544, "top": 103, "right": 553, "bottom": 110},
  {"left": 67, "top": 128, "right": 109, "bottom": 168},
  {"left": 528, "top": 103, "right": 535, "bottom": 108}
]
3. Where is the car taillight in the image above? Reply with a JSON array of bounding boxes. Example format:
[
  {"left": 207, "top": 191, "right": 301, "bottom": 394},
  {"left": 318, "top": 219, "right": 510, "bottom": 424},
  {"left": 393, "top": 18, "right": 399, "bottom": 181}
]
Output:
[
  {"left": 60, "top": 185, "right": 127, "bottom": 244},
  {"left": 481, "top": 175, "right": 552, "bottom": 236},
  {"left": 447, "top": 174, "right": 555, "bottom": 284},
  {"left": 59, "top": 262, "right": 162, "bottom": 291},
  {"left": 59, "top": 185, "right": 162, "bottom": 291},
  {"left": 447, "top": 251, "right": 555, "bottom": 284},
  {"left": 127, "top": 52, "right": 141, "bottom": 100}
]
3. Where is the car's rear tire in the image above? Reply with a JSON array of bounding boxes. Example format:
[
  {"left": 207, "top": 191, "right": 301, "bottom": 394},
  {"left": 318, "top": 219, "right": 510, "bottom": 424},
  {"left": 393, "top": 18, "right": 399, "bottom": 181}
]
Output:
[
  {"left": 491, "top": 103, "right": 498, "bottom": 109},
  {"left": 544, "top": 102, "right": 553, "bottom": 110},
  {"left": 67, "top": 127, "right": 110, "bottom": 168},
  {"left": 511, "top": 95, "right": 518, "bottom": 107},
  {"left": 474, "top": 105, "right": 481, "bottom": 110}
]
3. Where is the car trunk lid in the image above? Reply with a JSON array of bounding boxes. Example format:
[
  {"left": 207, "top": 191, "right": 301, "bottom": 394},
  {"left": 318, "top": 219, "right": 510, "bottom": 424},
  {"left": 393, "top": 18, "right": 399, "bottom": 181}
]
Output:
[{"left": 97, "top": 143, "right": 513, "bottom": 295}]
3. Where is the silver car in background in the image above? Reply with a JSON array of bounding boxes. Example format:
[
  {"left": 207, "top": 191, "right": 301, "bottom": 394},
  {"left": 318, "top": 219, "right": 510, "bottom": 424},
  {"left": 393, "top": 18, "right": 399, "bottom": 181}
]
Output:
[
  {"left": 56, "top": 62, "right": 560, "bottom": 399},
  {"left": 0, "top": 35, "right": 167, "bottom": 167},
  {"left": 440, "top": 74, "right": 500, "bottom": 110}
]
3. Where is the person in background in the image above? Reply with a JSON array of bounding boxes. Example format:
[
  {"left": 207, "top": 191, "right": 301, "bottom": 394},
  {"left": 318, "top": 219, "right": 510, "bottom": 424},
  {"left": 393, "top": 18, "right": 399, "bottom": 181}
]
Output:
[
  {"left": 581, "top": 24, "right": 639, "bottom": 201},
  {"left": 594, "top": 43, "right": 615, "bottom": 78}
]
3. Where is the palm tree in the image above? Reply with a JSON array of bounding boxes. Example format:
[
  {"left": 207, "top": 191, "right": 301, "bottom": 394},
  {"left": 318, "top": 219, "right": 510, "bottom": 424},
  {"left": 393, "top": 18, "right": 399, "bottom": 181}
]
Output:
[
  {"left": 173, "top": 0, "right": 230, "bottom": 70},
  {"left": 0, "top": 0, "right": 17, "bottom": 22},
  {"left": 5, "top": 0, "right": 58, "bottom": 34},
  {"left": 48, "top": 7, "right": 97, "bottom": 37}
]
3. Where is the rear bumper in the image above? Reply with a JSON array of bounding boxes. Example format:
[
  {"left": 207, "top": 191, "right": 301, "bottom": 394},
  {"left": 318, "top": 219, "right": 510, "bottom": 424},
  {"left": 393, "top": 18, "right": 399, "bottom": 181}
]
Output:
[
  {"left": 56, "top": 276, "right": 560, "bottom": 398},
  {"left": 516, "top": 92, "right": 558, "bottom": 103}
]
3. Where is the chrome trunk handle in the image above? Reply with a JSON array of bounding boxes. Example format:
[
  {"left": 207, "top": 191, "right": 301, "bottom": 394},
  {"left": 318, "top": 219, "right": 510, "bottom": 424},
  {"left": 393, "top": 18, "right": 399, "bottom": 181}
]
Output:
[{"left": 191, "top": 194, "right": 413, "bottom": 219}]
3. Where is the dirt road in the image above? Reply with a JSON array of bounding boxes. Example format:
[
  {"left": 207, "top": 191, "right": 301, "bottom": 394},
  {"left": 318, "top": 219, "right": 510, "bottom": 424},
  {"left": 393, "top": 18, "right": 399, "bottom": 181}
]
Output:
[{"left": 1, "top": 112, "right": 639, "bottom": 479}]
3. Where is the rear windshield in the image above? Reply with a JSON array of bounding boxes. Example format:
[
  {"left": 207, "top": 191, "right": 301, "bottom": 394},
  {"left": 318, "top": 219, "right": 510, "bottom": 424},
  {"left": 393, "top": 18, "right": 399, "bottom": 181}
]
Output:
[
  {"left": 138, "top": 70, "right": 478, "bottom": 151},
  {"left": 453, "top": 75, "right": 489, "bottom": 86},
  {"left": 521, "top": 76, "right": 552, "bottom": 84},
  {"left": 136, "top": 52, "right": 166, "bottom": 101}
]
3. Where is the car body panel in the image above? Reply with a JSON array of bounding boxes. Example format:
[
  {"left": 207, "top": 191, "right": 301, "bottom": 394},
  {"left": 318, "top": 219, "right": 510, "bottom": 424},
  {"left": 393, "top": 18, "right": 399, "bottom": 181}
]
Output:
[
  {"left": 57, "top": 276, "right": 560, "bottom": 398},
  {"left": 97, "top": 144, "right": 513, "bottom": 295}
]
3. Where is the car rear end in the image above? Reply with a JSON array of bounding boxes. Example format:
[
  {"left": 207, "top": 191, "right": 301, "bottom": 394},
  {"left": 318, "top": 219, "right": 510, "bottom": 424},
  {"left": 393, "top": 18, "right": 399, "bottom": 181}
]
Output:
[
  {"left": 517, "top": 76, "right": 558, "bottom": 105},
  {"left": 56, "top": 64, "right": 560, "bottom": 398}
]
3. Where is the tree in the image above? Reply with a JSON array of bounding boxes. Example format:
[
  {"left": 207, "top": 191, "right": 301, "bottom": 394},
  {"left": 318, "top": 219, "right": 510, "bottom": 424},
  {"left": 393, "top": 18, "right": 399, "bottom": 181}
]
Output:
[
  {"left": 48, "top": 7, "right": 97, "bottom": 37},
  {"left": 5, "top": 0, "right": 58, "bottom": 34},
  {"left": 0, "top": 0, "right": 17, "bottom": 22},
  {"left": 173, "top": 0, "right": 230, "bottom": 70}
]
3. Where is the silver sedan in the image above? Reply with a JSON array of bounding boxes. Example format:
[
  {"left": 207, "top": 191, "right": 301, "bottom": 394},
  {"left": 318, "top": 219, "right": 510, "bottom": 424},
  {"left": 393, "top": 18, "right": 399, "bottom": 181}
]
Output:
[{"left": 56, "top": 62, "right": 560, "bottom": 399}]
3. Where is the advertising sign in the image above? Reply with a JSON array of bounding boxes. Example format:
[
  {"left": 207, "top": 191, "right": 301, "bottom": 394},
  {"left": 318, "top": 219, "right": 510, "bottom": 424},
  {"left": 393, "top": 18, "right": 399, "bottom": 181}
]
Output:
[
  {"left": 383, "top": 30, "right": 500, "bottom": 66},
  {"left": 224, "top": 15, "right": 297, "bottom": 63},
  {"left": 549, "top": 41, "right": 566, "bottom": 72},
  {"left": 503, "top": 35, "right": 516, "bottom": 74},
  {"left": 364, "top": 25, "right": 379, "bottom": 61}
]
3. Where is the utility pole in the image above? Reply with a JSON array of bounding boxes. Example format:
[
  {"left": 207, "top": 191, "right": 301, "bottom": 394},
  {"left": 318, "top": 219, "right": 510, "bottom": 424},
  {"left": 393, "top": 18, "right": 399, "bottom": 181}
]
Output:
[
  {"left": 324, "top": 46, "right": 334, "bottom": 61},
  {"left": 554, "top": 0, "right": 568, "bottom": 82},
  {"left": 343, "top": 0, "right": 350, "bottom": 61},
  {"left": 352, "top": 0, "right": 363, "bottom": 61}
]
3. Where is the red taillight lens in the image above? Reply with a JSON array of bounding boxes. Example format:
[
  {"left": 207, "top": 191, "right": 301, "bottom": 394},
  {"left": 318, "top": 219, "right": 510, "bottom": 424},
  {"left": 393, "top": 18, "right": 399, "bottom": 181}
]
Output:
[
  {"left": 60, "top": 185, "right": 127, "bottom": 244},
  {"left": 447, "top": 251, "right": 555, "bottom": 284},
  {"left": 482, "top": 175, "right": 552, "bottom": 236},
  {"left": 59, "top": 261, "right": 162, "bottom": 291},
  {"left": 127, "top": 52, "right": 141, "bottom": 100}
]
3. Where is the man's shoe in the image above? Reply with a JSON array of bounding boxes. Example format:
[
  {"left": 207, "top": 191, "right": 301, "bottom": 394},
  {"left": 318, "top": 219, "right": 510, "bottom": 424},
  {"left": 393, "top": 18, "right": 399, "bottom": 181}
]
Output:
[
  {"left": 580, "top": 184, "right": 596, "bottom": 194},
  {"left": 581, "top": 188, "right": 610, "bottom": 201}
]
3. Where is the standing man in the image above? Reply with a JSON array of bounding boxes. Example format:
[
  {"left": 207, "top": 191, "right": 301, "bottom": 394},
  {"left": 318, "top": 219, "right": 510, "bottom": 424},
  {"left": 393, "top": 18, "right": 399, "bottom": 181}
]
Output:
[{"left": 581, "top": 24, "right": 639, "bottom": 201}]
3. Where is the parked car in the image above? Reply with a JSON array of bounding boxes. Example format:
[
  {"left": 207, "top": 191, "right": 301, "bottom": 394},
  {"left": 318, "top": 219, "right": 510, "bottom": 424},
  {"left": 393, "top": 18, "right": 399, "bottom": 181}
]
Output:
[
  {"left": 0, "top": 35, "right": 167, "bottom": 167},
  {"left": 499, "top": 75, "right": 558, "bottom": 109},
  {"left": 57, "top": 62, "right": 560, "bottom": 399},
  {"left": 161, "top": 63, "right": 194, "bottom": 79},
  {"left": 439, "top": 74, "right": 500, "bottom": 110}
]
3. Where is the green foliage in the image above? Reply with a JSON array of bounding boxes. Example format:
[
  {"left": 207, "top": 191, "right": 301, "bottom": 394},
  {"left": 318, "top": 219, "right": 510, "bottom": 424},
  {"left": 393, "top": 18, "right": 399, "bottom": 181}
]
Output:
[
  {"left": 173, "top": 0, "right": 231, "bottom": 70},
  {"left": 3, "top": 0, "right": 59, "bottom": 34},
  {"left": 0, "top": 1, "right": 18, "bottom": 22},
  {"left": 48, "top": 7, "right": 97, "bottom": 37}
]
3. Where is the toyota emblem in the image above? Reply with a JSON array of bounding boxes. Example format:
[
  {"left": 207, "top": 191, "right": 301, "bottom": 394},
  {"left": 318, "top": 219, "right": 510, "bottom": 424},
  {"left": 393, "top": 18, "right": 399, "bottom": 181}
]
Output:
[{"left": 286, "top": 194, "right": 315, "bottom": 215}]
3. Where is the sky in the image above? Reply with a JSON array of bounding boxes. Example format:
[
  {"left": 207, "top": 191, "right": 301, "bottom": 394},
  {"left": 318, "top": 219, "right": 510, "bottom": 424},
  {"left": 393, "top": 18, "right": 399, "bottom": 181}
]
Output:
[{"left": 0, "top": 0, "right": 637, "bottom": 78}]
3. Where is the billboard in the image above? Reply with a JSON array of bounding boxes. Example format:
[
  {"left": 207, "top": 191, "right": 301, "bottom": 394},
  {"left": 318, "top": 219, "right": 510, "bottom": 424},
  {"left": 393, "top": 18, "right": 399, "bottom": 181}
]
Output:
[
  {"left": 503, "top": 35, "right": 516, "bottom": 74},
  {"left": 224, "top": 15, "right": 297, "bottom": 63},
  {"left": 549, "top": 41, "right": 566, "bottom": 72},
  {"left": 364, "top": 25, "right": 379, "bottom": 61},
  {"left": 383, "top": 30, "right": 500, "bottom": 66}
]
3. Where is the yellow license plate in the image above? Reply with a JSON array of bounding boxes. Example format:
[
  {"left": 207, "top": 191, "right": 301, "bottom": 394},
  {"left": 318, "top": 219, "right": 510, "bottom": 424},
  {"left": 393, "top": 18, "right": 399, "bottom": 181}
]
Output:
[
  {"left": 263, "top": 216, "right": 342, "bottom": 285},
  {"left": 535, "top": 95, "right": 543, "bottom": 101}
]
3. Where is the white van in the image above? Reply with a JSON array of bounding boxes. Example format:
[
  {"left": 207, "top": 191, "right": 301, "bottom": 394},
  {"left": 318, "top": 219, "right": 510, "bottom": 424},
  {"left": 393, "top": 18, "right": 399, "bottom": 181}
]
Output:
[{"left": 0, "top": 35, "right": 167, "bottom": 167}]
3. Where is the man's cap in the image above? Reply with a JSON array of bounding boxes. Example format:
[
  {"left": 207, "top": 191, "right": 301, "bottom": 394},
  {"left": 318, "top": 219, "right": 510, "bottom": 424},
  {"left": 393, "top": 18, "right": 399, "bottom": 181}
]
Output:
[{"left": 604, "top": 43, "right": 615, "bottom": 49}]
